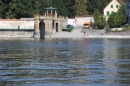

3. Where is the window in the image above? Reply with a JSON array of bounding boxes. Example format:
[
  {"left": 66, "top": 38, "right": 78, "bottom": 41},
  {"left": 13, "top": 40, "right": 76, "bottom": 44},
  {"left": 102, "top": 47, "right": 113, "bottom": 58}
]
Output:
[
  {"left": 116, "top": 5, "right": 118, "bottom": 8},
  {"left": 107, "top": 11, "right": 109, "bottom": 16},
  {"left": 111, "top": 5, "right": 113, "bottom": 8}
]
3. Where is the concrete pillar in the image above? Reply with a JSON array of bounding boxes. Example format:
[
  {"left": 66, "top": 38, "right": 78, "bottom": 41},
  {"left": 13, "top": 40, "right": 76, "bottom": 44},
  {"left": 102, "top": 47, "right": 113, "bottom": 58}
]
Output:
[
  {"left": 44, "top": 20, "right": 47, "bottom": 34},
  {"left": 58, "top": 21, "right": 61, "bottom": 32},
  {"left": 47, "top": 10, "right": 48, "bottom": 17},
  {"left": 55, "top": 10, "right": 57, "bottom": 18},
  {"left": 49, "top": 20, "right": 51, "bottom": 37},
  {"left": 60, "top": 20, "right": 63, "bottom": 31},
  {"left": 51, "top": 10, "right": 52, "bottom": 16},
  {"left": 46, "top": 20, "right": 48, "bottom": 35},
  {"left": 45, "top": 13, "right": 46, "bottom": 16},
  {"left": 50, "top": 20, "right": 53, "bottom": 37},
  {"left": 34, "top": 18, "right": 40, "bottom": 38},
  {"left": 44, "top": 19, "right": 50, "bottom": 38},
  {"left": 53, "top": 21, "right": 56, "bottom": 34},
  {"left": 53, "top": 21, "right": 56, "bottom": 33}
]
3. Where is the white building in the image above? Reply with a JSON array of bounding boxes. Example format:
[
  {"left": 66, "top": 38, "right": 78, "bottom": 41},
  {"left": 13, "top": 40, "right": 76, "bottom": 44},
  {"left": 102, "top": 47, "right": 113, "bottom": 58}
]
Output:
[
  {"left": 103, "top": 0, "right": 125, "bottom": 21},
  {"left": 75, "top": 15, "right": 94, "bottom": 27}
]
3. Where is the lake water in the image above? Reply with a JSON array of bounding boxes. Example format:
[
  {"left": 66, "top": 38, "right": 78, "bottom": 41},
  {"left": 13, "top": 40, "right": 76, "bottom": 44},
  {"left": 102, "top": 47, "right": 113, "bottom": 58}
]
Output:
[{"left": 0, "top": 38, "right": 130, "bottom": 86}]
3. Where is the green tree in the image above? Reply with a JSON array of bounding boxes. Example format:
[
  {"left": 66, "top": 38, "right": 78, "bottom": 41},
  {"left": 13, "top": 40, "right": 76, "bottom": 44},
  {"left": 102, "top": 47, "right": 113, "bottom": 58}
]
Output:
[
  {"left": 0, "top": 0, "right": 4, "bottom": 18},
  {"left": 52, "top": 0, "right": 67, "bottom": 17},
  {"left": 117, "top": 4, "right": 127, "bottom": 25},
  {"left": 108, "top": 13, "right": 122, "bottom": 28},
  {"left": 5, "top": 9, "right": 14, "bottom": 18},
  {"left": 38, "top": 0, "right": 52, "bottom": 14},
  {"left": 87, "top": 0, "right": 111, "bottom": 14},
  {"left": 74, "top": 0, "right": 87, "bottom": 16},
  {"left": 94, "top": 9, "right": 100, "bottom": 23},
  {"left": 108, "top": 4, "right": 127, "bottom": 28},
  {"left": 63, "top": 0, "right": 75, "bottom": 18},
  {"left": 93, "top": 9, "right": 106, "bottom": 29},
  {"left": 3, "top": 0, "right": 37, "bottom": 18},
  {"left": 16, "top": 0, "right": 36, "bottom": 18}
]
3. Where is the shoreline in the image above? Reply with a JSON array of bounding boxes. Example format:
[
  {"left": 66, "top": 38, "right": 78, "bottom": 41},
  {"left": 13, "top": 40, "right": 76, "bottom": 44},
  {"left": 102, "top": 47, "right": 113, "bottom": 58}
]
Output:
[
  {"left": 84, "top": 35, "right": 130, "bottom": 39},
  {"left": 0, "top": 36, "right": 130, "bottom": 39},
  {"left": 0, "top": 28, "right": 130, "bottom": 39},
  {"left": 52, "top": 34, "right": 130, "bottom": 39},
  {"left": 0, "top": 35, "right": 130, "bottom": 39}
]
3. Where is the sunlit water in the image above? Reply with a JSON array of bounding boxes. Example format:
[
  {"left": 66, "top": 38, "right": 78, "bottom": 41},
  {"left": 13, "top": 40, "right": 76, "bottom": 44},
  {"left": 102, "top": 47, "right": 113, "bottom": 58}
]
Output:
[{"left": 0, "top": 38, "right": 130, "bottom": 86}]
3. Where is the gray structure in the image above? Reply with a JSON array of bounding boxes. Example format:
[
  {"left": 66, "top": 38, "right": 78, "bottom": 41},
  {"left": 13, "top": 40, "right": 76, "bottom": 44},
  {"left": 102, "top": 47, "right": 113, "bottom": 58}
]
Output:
[
  {"left": 126, "top": 0, "right": 130, "bottom": 25},
  {"left": 34, "top": 6, "right": 67, "bottom": 38}
]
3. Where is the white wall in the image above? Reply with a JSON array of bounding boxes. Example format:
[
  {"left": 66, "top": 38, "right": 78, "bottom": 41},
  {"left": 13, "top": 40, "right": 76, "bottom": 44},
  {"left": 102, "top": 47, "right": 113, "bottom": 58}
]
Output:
[
  {"left": 0, "top": 17, "right": 95, "bottom": 29},
  {"left": 67, "top": 19, "right": 76, "bottom": 26},
  {"left": 75, "top": 17, "right": 94, "bottom": 27},
  {"left": 0, "top": 21, "right": 34, "bottom": 29}
]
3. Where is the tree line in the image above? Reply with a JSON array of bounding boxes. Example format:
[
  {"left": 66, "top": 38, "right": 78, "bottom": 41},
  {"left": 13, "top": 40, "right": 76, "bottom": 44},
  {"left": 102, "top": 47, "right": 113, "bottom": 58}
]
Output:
[{"left": 0, "top": 0, "right": 111, "bottom": 18}]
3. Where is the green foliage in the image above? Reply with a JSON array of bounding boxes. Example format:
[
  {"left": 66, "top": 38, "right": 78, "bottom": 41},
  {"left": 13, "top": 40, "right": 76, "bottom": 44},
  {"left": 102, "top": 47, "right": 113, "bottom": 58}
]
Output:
[
  {"left": 94, "top": 9, "right": 100, "bottom": 22},
  {"left": 0, "top": 0, "right": 114, "bottom": 18},
  {"left": 118, "top": 4, "right": 127, "bottom": 25},
  {"left": 74, "top": 0, "right": 87, "bottom": 16},
  {"left": 107, "top": 4, "right": 127, "bottom": 28},
  {"left": 63, "top": 0, "right": 75, "bottom": 18},
  {"left": 122, "top": 24, "right": 130, "bottom": 31},
  {"left": 5, "top": 9, "right": 15, "bottom": 18},
  {"left": 0, "top": 0, "right": 4, "bottom": 18},
  {"left": 93, "top": 17, "right": 106, "bottom": 29},
  {"left": 52, "top": 0, "right": 68, "bottom": 17},
  {"left": 108, "top": 13, "right": 122, "bottom": 28},
  {"left": 87, "top": 0, "right": 111, "bottom": 14},
  {"left": 93, "top": 9, "right": 106, "bottom": 29},
  {"left": 0, "top": 0, "right": 68, "bottom": 18}
]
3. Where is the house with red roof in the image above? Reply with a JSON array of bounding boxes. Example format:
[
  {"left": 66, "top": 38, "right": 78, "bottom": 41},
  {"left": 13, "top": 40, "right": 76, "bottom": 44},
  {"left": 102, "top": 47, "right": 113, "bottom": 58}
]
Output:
[{"left": 103, "top": 0, "right": 125, "bottom": 21}]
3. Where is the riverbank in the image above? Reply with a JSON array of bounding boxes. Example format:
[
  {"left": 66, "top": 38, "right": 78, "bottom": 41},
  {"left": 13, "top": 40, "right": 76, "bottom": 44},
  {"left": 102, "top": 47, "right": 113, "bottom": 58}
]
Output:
[
  {"left": 0, "top": 31, "right": 33, "bottom": 38},
  {"left": 52, "top": 28, "right": 130, "bottom": 39},
  {"left": 84, "top": 35, "right": 130, "bottom": 38},
  {"left": 0, "top": 28, "right": 130, "bottom": 39}
]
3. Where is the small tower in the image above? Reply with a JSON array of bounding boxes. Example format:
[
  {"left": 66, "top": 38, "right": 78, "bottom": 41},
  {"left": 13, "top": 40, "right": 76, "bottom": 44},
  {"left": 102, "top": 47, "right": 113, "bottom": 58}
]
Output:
[
  {"left": 34, "top": 6, "right": 67, "bottom": 38},
  {"left": 44, "top": 6, "right": 57, "bottom": 18}
]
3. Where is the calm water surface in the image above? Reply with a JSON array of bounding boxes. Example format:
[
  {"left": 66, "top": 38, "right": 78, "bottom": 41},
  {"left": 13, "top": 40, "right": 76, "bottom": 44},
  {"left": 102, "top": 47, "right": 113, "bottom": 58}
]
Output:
[{"left": 0, "top": 38, "right": 130, "bottom": 86}]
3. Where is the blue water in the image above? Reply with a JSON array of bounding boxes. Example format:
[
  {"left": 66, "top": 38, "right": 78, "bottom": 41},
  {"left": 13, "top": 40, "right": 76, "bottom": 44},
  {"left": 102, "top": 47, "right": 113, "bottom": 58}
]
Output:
[{"left": 0, "top": 38, "right": 130, "bottom": 86}]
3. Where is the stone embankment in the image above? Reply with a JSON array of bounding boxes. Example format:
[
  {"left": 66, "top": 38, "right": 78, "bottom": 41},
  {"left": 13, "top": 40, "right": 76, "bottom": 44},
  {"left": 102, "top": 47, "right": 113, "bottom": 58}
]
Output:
[
  {"left": 52, "top": 27, "right": 130, "bottom": 38},
  {"left": 0, "top": 31, "right": 33, "bottom": 38}
]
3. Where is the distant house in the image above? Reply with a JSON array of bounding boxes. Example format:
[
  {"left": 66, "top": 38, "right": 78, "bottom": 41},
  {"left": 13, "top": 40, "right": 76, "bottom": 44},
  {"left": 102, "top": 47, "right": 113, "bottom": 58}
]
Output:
[{"left": 104, "top": 0, "right": 125, "bottom": 21}]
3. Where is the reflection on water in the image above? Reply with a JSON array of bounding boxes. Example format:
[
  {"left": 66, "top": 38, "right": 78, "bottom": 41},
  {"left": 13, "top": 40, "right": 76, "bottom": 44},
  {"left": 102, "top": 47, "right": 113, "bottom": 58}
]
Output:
[{"left": 0, "top": 38, "right": 130, "bottom": 86}]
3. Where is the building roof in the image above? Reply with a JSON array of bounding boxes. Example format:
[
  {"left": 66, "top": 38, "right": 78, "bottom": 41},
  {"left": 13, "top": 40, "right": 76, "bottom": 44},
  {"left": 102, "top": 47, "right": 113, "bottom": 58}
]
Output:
[
  {"left": 44, "top": 6, "right": 57, "bottom": 10},
  {"left": 116, "top": 0, "right": 125, "bottom": 4},
  {"left": 104, "top": 0, "right": 125, "bottom": 10},
  {"left": 76, "top": 14, "right": 104, "bottom": 18}
]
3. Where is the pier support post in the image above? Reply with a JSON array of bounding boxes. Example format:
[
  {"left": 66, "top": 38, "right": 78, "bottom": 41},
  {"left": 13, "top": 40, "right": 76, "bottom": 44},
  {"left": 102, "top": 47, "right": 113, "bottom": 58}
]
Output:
[{"left": 34, "top": 16, "right": 40, "bottom": 38}]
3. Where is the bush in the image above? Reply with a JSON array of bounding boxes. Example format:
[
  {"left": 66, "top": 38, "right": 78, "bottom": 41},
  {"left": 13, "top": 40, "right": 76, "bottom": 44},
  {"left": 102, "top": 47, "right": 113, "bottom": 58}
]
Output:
[
  {"left": 108, "top": 4, "right": 127, "bottom": 28},
  {"left": 108, "top": 13, "right": 122, "bottom": 28},
  {"left": 93, "top": 18, "right": 106, "bottom": 29},
  {"left": 93, "top": 9, "right": 106, "bottom": 29}
]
